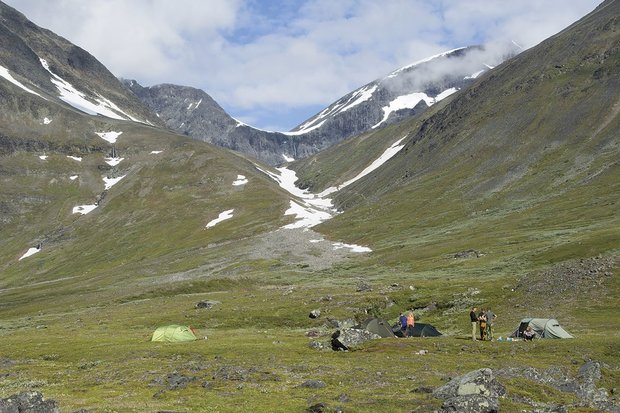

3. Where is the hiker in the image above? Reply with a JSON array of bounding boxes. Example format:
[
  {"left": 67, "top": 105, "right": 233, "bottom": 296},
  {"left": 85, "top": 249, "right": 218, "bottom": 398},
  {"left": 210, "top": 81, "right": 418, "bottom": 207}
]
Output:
[
  {"left": 523, "top": 326, "right": 536, "bottom": 341},
  {"left": 470, "top": 306, "right": 478, "bottom": 341},
  {"left": 478, "top": 308, "right": 488, "bottom": 341},
  {"left": 399, "top": 312, "right": 408, "bottom": 337},
  {"left": 406, "top": 312, "right": 415, "bottom": 337},
  {"left": 486, "top": 308, "right": 496, "bottom": 340}
]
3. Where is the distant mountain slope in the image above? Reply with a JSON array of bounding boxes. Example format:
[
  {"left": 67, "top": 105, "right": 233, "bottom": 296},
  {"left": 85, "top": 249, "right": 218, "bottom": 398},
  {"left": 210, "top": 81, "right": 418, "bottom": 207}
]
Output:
[
  {"left": 300, "top": 0, "right": 619, "bottom": 265},
  {"left": 290, "top": 45, "right": 517, "bottom": 137},
  {"left": 0, "top": 1, "right": 160, "bottom": 125},
  {"left": 122, "top": 81, "right": 302, "bottom": 165},
  {"left": 125, "top": 45, "right": 517, "bottom": 165}
]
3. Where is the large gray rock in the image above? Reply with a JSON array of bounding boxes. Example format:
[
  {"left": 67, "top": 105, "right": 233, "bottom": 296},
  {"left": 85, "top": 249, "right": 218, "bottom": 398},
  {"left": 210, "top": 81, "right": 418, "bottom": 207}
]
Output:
[
  {"left": 441, "top": 394, "right": 499, "bottom": 413},
  {"left": 331, "top": 328, "right": 380, "bottom": 351},
  {"left": 0, "top": 391, "right": 60, "bottom": 413},
  {"left": 433, "top": 368, "right": 505, "bottom": 413}
]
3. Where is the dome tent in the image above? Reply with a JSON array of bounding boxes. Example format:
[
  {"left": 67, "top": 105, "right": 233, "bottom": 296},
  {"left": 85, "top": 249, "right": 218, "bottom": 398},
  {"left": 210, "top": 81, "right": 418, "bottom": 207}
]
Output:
[
  {"left": 358, "top": 317, "right": 395, "bottom": 338},
  {"left": 511, "top": 318, "right": 573, "bottom": 339},
  {"left": 151, "top": 325, "right": 198, "bottom": 342}
]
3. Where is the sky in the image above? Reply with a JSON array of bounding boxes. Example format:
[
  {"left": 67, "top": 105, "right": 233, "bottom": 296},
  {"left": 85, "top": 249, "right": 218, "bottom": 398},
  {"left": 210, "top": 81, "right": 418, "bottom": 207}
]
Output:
[{"left": 5, "top": 0, "right": 602, "bottom": 131}]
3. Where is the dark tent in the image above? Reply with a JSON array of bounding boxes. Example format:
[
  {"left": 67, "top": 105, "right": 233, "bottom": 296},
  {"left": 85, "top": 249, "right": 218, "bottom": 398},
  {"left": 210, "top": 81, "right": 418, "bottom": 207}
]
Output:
[
  {"left": 392, "top": 322, "right": 442, "bottom": 337},
  {"left": 357, "top": 317, "right": 395, "bottom": 338},
  {"left": 409, "top": 323, "right": 442, "bottom": 337}
]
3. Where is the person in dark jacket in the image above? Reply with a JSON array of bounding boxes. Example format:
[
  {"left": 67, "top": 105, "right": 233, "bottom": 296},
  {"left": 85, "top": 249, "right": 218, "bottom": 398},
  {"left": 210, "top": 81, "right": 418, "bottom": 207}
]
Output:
[
  {"left": 398, "top": 313, "right": 407, "bottom": 336},
  {"left": 470, "top": 307, "right": 478, "bottom": 341}
]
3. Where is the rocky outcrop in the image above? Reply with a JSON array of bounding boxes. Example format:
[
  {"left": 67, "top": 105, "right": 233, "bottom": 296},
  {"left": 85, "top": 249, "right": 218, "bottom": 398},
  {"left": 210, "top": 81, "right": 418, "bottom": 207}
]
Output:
[
  {"left": 331, "top": 328, "right": 380, "bottom": 351},
  {"left": 433, "top": 368, "right": 505, "bottom": 413},
  {"left": 0, "top": 391, "right": 60, "bottom": 413},
  {"left": 436, "top": 361, "right": 620, "bottom": 413}
]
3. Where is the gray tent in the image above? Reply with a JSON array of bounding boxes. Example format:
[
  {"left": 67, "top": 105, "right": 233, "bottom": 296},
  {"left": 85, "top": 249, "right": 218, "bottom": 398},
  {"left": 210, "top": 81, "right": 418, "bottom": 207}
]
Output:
[
  {"left": 358, "top": 317, "right": 395, "bottom": 338},
  {"left": 512, "top": 318, "right": 573, "bottom": 339}
]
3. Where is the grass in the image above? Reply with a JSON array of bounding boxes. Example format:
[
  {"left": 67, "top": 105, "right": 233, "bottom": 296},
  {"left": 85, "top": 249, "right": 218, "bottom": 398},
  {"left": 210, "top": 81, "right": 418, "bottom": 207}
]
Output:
[{"left": 0, "top": 257, "right": 618, "bottom": 412}]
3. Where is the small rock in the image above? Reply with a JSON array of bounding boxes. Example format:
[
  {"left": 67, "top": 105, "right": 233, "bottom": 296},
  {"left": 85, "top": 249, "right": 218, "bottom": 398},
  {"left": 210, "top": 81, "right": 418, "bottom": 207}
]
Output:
[
  {"left": 336, "top": 393, "right": 351, "bottom": 402},
  {"left": 309, "top": 310, "right": 321, "bottom": 319},
  {"left": 308, "top": 341, "right": 325, "bottom": 350},
  {"left": 413, "top": 386, "right": 434, "bottom": 393},
  {"left": 307, "top": 402, "right": 328, "bottom": 413},
  {"left": 195, "top": 300, "right": 221, "bottom": 309},
  {"left": 300, "top": 380, "right": 327, "bottom": 389}
]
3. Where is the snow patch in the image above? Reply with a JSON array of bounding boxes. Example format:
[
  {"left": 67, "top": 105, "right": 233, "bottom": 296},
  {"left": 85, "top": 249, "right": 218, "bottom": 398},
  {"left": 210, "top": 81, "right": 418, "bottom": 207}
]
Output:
[
  {"left": 40, "top": 58, "right": 132, "bottom": 120},
  {"left": 464, "top": 69, "right": 485, "bottom": 80},
  {"left": 19, "top": 246, "right": 41, "bottom": 261},
  {"left": 104, "top": 157, "right": 124, "bottom": 166},
  {"left": 206, "top": 209, "right": 234, "bottom": 228},
  {"left": 39, "top": 155, "right": 48, "bottom": 160},
  {"left": 67, "top": 155, "right": 82, "bottom": 162},
  {"left": 291, "top": 84, "right": 378, "bottom": 134},
  {"left": 332, "top": 242, "right": 372, "bottom": 253},
  {"left": 435, "top": 87, "right": 459, "bottom": 101},
  {"left": 187, "top": 98, "right": 202, "bottom": 111},
  {"left": 69, "top": 175, "right": 78, "bottom": 180},
  {"left": 372, "top": 93, "right": 434, "bottom": 129},
  {"left": 283, "top": 201, "right": 333, "bottom": 229},
  {"left": 0, "top": 65, "right": 42, "bottom": 97},
  {"left": 150, "top": 150, "right": 163, "bottom": 154},
  {"left": 72, "top": 204, "right": 98, "bottom": 215},
  {"left": 43, "top": 117, "right": 52, "bottom": 124},
  {"left": 232, "top": 175, "right": 248, "bottom": 186},
  {"left": 318, "top": 136, "right": 407, "bottom": 197},
  {"left": 282, "top": 154, "right": 295, "bottom": 162},
  {"left": 386, "top": 47, "right": 467, "bottom": 78},
  {"left": 282, "top": 119, "right": 326, "bottom": 136},
  {"left": 103, "top": 175, "right": 126, "bottom": 190},
  {"left": 96, "top": 131, "right": 123, "bottom": 144}
]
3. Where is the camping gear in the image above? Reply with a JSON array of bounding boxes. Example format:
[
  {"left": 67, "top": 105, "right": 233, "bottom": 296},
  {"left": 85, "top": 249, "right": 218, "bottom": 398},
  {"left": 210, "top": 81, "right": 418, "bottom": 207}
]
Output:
[
  {"left": 151, "top": 325, "right": 198, "bottom": 342},
  {"left": 511, "top": 318, "right": 573, "bottom": 339},
  {"left": 357, "top": 317, "right": 395, "bottom": 338}
]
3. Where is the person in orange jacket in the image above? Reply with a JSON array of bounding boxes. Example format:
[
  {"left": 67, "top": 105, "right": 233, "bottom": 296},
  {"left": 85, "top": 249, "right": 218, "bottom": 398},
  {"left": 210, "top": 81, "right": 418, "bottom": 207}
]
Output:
[{"left": 406, "top": 312, "right": 415, "bottom": 337}]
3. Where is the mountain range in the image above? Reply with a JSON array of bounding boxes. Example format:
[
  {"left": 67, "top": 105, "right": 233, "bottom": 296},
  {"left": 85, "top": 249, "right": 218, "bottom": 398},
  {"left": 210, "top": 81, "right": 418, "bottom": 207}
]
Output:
[
  {"left": 124, "top": 45, "right": 518, "bottom": 165},
  {"left": 0, "top": 0, "right": 618, "bottom": 411}
]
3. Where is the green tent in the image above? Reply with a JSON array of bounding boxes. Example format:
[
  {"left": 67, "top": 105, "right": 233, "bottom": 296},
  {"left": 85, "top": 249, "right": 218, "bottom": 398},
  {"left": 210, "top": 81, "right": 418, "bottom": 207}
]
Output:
[
  {"left": 512, "top": 318, "right": 573, "bottom": 339},
  {"left": 151, "top": 325, "right": 198, "bottom": 342},
  {"left": 358, "top": 317, "right": 395, "bottom": 338}
]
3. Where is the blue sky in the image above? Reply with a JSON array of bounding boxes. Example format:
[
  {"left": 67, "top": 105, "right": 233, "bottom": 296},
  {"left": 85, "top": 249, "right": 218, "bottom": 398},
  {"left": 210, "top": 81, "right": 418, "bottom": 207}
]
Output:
[{"left": 6, "top": 0, "right": 601, "bottom": 131}]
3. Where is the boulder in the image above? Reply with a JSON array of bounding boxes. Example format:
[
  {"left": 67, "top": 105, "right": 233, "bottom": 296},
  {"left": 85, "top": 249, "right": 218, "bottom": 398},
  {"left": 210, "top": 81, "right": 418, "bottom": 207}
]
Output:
[
  {"left": 0, "top": 391, "right": 60, "bottom": 413},
  {"left": 300, "top": 380, "right": 327, "bottom": 389},
  {"left": 433, "top": 368, "right": 505, "bottom": 413},
  {"left": 195, "top": 300, "right": 221, "bottom": 309},
  {"left": 440, "top": 394, "right": 499, "bottom": 413},
  {"left": 309, "top": 309, "right": 321, "bottom": 319},
  {"left": 331, "top": 328, "right": 380, "bottom": 351}
]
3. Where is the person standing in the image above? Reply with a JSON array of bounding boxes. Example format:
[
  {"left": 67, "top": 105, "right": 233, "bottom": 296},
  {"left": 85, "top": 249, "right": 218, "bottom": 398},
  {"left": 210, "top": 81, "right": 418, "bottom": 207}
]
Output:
[
  {"left": 470, "top": 307, "right": 478, "bottom": 341},
  {"left": 478, "top": 309, "right": 488, "bottom": 341},
  {"left": 398, "top": 312, "right": 407, "bottom": 337},
  {"left": 406, "top": 312, "right": 415, "bottom": 337},
  {"left": 486, "top": 308, "right": 496, "bottom": 341}
]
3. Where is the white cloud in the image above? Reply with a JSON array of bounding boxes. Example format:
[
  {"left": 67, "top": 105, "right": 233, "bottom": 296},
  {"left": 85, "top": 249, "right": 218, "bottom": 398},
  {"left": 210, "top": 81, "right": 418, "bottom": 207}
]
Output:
[{"left": 5, "top": 0, "right": 601, "bottom": 130}]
